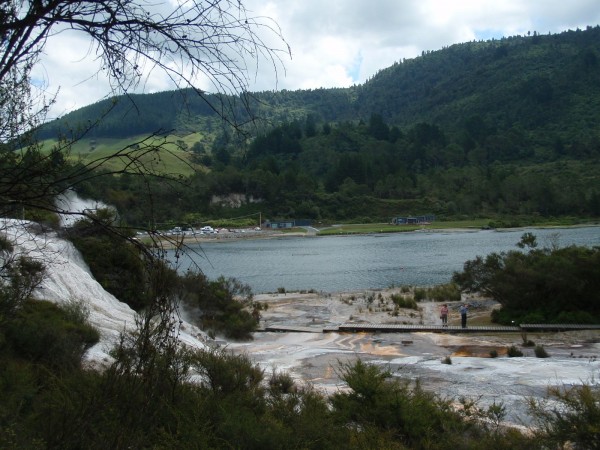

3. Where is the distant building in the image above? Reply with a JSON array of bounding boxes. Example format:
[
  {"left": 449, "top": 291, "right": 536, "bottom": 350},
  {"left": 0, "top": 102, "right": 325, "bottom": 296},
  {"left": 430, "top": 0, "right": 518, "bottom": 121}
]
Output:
[
  {"left": 263, "top": 219, "right": 312, "bottom": 229},
  {"left": 392, "top": 215, "right": 435, "bottom": 225}
]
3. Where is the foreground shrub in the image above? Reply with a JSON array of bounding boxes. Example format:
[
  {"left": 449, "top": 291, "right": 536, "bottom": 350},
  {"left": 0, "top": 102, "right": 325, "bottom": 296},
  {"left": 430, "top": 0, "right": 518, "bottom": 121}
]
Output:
[
  {"left": 0, "top": 248, "right": 45, "bottom": 325},
  {"left": 268, "top": 369, "right": 295, "bottom": 395},
  {"left": 5, "top": 299, "right": 99, "bottom": 371},
  {"left": 529, "top": 384, "right": 600, "bottom": 449},
  {"left": 330, "top": 360, "right": 482, "bottom": 448}
]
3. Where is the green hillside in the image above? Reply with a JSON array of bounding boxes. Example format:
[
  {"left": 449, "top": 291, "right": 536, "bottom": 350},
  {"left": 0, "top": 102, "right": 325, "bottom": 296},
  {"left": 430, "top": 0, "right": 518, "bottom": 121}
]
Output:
[
  {"left": 355, "top": 27, "right": 600, "bottom": 140},
  {"left": 41, "top": 27, "right": 600, "bottom": 142},
  {"left": 37, "top": 27, "right": 600, "bottom": 226}
]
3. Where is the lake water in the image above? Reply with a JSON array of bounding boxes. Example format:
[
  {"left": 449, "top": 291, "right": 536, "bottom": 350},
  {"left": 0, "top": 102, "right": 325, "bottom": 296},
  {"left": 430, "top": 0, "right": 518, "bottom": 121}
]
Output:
[{"left": 170, "top": 227, "right": 599, "bottom": 294}]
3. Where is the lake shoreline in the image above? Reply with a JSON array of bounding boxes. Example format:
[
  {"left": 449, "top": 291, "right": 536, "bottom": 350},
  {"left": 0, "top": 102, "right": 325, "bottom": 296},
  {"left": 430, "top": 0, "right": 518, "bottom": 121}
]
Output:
[
  {"left": 166, "top": 225, "right": 598, "bottom": 294},
  {"left": 148, "top": 222, "right": 599, "bottom": 250}
]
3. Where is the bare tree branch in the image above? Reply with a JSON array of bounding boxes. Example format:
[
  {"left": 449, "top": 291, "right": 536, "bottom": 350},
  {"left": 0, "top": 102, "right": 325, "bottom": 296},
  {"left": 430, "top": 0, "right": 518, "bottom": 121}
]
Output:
[{"left": 1, "top": 0, "right": 289, "bottom": 123}]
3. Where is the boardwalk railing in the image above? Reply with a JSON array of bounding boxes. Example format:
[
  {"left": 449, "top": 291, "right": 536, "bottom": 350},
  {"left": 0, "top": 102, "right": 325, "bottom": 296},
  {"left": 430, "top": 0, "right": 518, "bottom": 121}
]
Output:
[{"left": 520, "top": 323, "right": 600, "bottom": 332}]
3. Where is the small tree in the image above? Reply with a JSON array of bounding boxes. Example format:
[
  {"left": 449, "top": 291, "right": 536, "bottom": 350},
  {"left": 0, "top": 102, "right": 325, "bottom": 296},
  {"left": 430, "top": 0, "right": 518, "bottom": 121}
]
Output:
[
  {"left": 453, "top": 236, "right": 600, "bottom": 324},
  {"left": 0, "top": 234, "right": 45, "bottom": 325}
]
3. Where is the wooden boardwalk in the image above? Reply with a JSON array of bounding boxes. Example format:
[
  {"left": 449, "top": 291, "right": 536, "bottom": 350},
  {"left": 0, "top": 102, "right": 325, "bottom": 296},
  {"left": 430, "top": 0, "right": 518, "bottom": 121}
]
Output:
[
  {"left": 259, "top": 323, "right": 600, "bottom": 334},
  {"left": 261, "top": 325, "right": 323, "bottom": 333},
  {"left": 330, "top": 324, "right": 521, "bottom": 333}
]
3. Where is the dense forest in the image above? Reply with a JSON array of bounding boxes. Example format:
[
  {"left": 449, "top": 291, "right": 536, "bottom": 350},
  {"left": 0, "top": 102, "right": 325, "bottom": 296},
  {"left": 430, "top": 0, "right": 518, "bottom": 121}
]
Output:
[{"left": 39, "top": 27, "right": 600, "bottom": 227}]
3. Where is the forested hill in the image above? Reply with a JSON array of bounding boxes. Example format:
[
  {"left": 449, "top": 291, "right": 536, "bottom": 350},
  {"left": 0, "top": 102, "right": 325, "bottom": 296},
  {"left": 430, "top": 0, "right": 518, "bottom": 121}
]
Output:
[
  {"left": 39, "top": 26, "right": 600, "bottom": 143},
  {"left": 354, "top": 26, "right": 600, "bottom": 142},
  {"left": 36, "top": 26, "right": 600, "bottom": 226}
]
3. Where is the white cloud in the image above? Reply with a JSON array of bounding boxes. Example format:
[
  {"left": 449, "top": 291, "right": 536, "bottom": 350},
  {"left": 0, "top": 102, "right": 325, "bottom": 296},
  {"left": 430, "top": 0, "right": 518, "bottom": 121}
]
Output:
[
  {"left": 33, "top": 29, "right": 107, "bottom": 119},
  {"left": 35, "top": 0, "right": 600, "bottom": 117}
]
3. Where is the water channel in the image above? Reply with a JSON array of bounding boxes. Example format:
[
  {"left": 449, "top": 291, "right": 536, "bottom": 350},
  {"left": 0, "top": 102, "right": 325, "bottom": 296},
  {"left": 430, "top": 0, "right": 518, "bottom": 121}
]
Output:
[{"left": 170, "top": 226, "right": 599, "bottom": 294}]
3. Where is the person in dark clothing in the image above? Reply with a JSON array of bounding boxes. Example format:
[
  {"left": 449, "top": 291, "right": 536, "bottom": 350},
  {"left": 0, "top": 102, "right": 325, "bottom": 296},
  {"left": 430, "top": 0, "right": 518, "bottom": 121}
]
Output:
[{"left": 460, "top": 304, "right": 468, "bottom": 328}]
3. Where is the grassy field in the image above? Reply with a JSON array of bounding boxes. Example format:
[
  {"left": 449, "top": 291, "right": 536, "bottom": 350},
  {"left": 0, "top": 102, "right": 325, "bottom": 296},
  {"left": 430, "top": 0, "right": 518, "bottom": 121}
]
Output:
[
  {"left": 316, "top": 219, "right": 491, "bottom": 236},
  {"left": 39, "top": 132, "right": 204, "bottom": 176}
]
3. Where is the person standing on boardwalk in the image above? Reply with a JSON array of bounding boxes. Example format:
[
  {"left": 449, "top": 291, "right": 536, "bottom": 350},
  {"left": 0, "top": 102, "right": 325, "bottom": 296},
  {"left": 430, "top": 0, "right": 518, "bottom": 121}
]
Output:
[
  {"left": 460, "top": 304, "right": 468, "bottom": 328},
  {"left": 440, "top": 304, "right": 449, "bottom": 327}
]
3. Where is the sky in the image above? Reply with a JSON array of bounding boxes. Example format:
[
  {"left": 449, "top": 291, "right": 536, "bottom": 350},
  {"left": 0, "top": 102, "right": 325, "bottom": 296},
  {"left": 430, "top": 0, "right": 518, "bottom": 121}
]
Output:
[{"left": 34, "top": 0, "right": 600, "bottom": 119}]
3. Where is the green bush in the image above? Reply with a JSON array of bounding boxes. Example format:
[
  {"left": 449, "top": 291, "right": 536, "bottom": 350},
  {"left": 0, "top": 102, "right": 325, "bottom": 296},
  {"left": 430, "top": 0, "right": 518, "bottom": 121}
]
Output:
[
  {"left": 534, "top": 345, "right": 549, "bottom": 358},
  {"left": 520, "top": 311, "right": 546, "bottom": 324},
  {"left": 61, "top": 297, "right": 92, "bottom": 324},
  {"left": 554, "top": 310, "right": 597, "bottom": 324},
  {"left": 70, "top": 218, "right": 151, "bottom": 311},
  {"left": 178, "top": 273, "right": 257, "bottom": 340},
  {"left": 268, "top": 370, "right": 296, "bottom": 395},
  {"left": 507, "top": 345, "right": 524, "bottom": 357},
  {"left": 413, "top": 288, "right": 427, "bottom": 302},
  {"left": 5, "top": 299, "right": 99, "bottom": 371},
  {"left": 190, "top": 347, "right": 264, "bottom": 395},
  {"left": 427, "top": 283, "right": 461, "bottom": 302},
  {"left": 0, "top": 253, "right": 45, "bottom": 325},
  {"left": 330, "top": 359, "right": 497, "bottom": 448},
  {"left": 390, "top": 293, "right": 418, "bottom": 309}
]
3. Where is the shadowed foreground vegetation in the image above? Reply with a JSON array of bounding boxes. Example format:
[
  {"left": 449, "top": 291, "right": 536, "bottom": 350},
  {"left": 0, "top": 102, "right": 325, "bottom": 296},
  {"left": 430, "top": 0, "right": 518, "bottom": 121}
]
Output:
[{"left": 2, "top": 314, "right": 599, "bottom": 449}]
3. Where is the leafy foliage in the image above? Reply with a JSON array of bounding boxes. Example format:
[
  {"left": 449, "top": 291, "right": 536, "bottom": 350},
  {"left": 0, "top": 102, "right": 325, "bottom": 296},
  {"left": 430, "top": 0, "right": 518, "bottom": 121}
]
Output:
[
  {"left": 0, "top": 253, "right": 45, "bottom": 324},
  {"left": 68, "top": 212, "right": 152, "bottom": 311},
  {"left": 177, "top": 272, "right": 258, "bottom": 340},
  {"left": 390, "top": 293, "right": 418, "bottom": 309},
  {"left": 534, "top": 345, "right": 549, "bottom": 358},
  {"left": 507, "top": 346, "right": 524, "bottom": 357},
  {"left": 329, "top": 359, "right": 534, "bottom": 449},
  {"left": 4, "top": 299, "right": 99, "bottom": 371}
]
